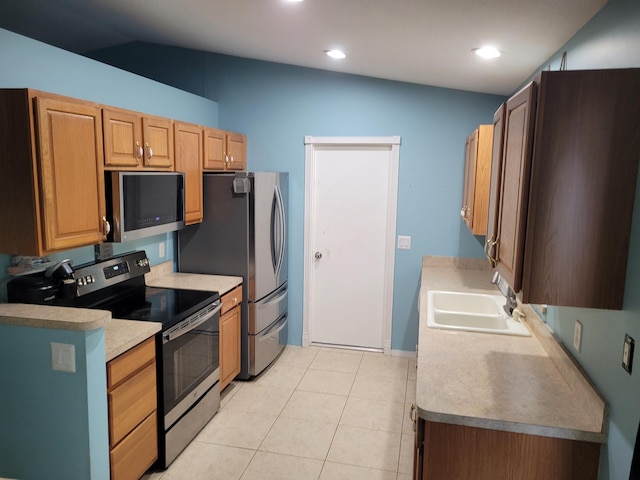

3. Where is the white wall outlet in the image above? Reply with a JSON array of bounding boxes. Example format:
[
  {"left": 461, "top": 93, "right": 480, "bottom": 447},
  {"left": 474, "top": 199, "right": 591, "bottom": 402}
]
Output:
[
  {"left": 159, "top": 241, "right": 166, "bottom": 258},
  {"left": 51, "top": 342, "right": 76, "bottom": 373},
  {"left": 573, "top": 320, "right": 583, "bottom": 352},
  {"left": 397, "top": 235, "right": 411, "bottom": 250}
]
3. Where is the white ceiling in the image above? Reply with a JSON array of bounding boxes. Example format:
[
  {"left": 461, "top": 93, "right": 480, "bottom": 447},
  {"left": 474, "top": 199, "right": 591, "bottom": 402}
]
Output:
[{"left": 0, "top": 0, "right": 606, "bottom": 95}]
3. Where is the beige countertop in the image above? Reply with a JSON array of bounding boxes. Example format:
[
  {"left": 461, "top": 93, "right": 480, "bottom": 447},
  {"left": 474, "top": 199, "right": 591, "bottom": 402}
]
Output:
[
  {"left": 146, "top": 271, "right": 242, "bottom": 295},
  {"left": 0, "top": 303, "right": 111, "bottom": 331},
  {"left": 417, "top": 256, "right": 607, "bottom": 443}
]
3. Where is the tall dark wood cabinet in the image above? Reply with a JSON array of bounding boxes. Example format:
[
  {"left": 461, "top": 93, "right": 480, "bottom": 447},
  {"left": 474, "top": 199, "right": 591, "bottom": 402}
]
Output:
[{"left": 487, "top": 69, "right": 640, "bottom": 309}]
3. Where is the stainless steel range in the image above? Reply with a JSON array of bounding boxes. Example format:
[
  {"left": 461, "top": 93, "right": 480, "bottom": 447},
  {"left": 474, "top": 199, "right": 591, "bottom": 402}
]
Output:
[{"left": 8, "top": 250, "right": 222, "bottom": 468}]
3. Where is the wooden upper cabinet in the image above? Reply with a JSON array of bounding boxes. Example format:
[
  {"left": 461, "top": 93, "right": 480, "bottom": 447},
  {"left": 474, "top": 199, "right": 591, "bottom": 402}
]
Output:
[
  {"left": 461, "top": 124, "right": 493, "bottom": 235},
  {"left": 203, "top": 127, "right": 246, "bottom": 171},
  {"left": 485, "top": 104, "right": 505, "bottom": 267},
  {"left": 174, "top": 122, "right": 204, "bottom": 225},
  {"left": 0, "top": 89, "right": 107, "bottom": 256},
  {"left": 490, "top": 69, "right": 640, "bottom": 309},
  {"left": 493, "top": 84, "right": 537, "bottom": 293},
  {"left": 103, "top": 107, "right": 173, "bottom": 170},
  {"left": 226, "top": 132, "right": 247, "bottom": 171}
]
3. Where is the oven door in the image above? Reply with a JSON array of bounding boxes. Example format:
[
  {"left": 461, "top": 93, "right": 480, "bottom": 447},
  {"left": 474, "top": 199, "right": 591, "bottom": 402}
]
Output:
[{"left": 162, "top": 301, "right": 221, "bottom": 430}]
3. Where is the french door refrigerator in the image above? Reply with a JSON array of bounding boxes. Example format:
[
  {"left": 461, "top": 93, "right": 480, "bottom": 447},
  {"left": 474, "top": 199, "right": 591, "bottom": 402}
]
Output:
[{"left": 178, "top": 172, "right": 288, "bottom": 379}]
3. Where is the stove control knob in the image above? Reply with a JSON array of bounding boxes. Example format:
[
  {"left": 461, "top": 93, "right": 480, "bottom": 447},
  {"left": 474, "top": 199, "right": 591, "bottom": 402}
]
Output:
[{"left": 136, "top": 258, "right": 150, "bottom": 267}]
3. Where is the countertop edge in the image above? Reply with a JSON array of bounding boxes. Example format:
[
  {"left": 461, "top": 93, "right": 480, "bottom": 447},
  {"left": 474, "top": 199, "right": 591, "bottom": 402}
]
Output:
[
  {"left": 417, "top": 409, "right": 607, "bottom": 443},
  {"left": 0, "top": 304, "right": 111, "bottom": 332}
]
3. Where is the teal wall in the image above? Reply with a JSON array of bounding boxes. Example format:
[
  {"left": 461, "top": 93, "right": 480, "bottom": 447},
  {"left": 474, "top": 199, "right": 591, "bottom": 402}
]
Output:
[
  {"left": 0, "top": 325, "right": 108, "bottom": 480},
  {"left": 0, "top": 28, "right": 219, "bottom": 478},
  {"left": 88, "top": 43, "right": 506, "bottom": 354}
]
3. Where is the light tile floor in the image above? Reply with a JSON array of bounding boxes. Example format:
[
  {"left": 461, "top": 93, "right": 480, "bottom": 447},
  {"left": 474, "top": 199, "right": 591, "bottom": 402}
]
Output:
[{"left": 143, "top": 345, "right": 416, "bottom": 480}]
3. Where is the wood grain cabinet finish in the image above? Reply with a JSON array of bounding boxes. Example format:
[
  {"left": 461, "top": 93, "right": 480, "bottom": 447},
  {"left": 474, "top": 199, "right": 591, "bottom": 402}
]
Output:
[
  {"left": 414, "top": 419, "right": 599, "bottom": 480},
  {"left": 107, "top": 337, "right": 158, "bottom": 480},
  {"left": 219, "top": 285, "right": 242, "bottom": 390},
  {"left": 0, "top": 89, "right": 108, "bottom": 256},
  {"left": 174, "top": 122, "right": 204, "bottom": 225},
  {"left": 461, "top": 124, "right": 493, "bottom": 235},
  {"left": 103, "top": 107, "right": 174, "bottom": 170},
  {"left": 488, "top": 69, "right": 640, "bottom": 309},
  {"left": 203, "top": 127, "right": 247, "bottom": 171}
]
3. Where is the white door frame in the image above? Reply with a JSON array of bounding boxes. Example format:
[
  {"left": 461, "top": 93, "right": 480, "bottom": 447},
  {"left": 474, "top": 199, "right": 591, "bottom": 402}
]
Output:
[{"left": 302, "top": 136, "right": 400, "bottom": 355}]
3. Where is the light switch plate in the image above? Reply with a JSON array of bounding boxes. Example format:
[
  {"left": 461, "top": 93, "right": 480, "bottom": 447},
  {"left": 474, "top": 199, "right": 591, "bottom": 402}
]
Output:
[
  {"left": 573, "top": 320, "right": 582, "bottom": 352},
  {"left": 397, "top": 235, "right": 411, "bottom": 250},
  {"left": 159, "top": 241, "right": 166, "bottom": 258},
  {"left": 623, "top": 334, "right": 635, "bottom": 374},
  {"left": 51, "top": 342, "right": 76, "bottom": 373}
]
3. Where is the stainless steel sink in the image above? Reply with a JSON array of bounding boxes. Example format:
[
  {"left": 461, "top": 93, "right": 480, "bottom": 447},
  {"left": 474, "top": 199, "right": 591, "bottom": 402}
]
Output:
[{"left": 426, "top": 290, "right": 530, "bottom": 336}]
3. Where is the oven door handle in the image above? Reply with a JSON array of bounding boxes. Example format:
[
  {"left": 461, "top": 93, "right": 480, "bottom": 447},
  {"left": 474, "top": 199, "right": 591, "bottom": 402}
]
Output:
[{"left": 163, "top": 301, "right": 222, "bottom": 343}]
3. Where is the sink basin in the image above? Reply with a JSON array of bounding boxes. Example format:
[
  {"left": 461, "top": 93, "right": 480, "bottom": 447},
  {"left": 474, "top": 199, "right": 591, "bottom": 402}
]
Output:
[{"left": 426, "top": 290, "right": 530, "bottom": 337}]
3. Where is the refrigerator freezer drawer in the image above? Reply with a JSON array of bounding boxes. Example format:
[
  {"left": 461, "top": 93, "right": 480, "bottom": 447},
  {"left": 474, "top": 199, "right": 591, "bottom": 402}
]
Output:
[
  {"left": 249, "top": 313, "right": 288, "bottom": 376},
  {"left": 249, "top": 283, "right": 287, "bottom": 334}
]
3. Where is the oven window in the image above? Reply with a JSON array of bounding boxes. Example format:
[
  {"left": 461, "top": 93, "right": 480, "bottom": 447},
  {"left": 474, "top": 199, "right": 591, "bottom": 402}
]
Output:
[{"left": 162, "top": 315, "right": 219, "bottom": 416}]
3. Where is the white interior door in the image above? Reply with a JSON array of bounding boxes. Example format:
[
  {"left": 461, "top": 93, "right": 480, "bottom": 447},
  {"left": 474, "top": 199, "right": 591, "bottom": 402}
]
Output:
[{"left": 303, "top": 136, "right": 400, "bottom": 352}]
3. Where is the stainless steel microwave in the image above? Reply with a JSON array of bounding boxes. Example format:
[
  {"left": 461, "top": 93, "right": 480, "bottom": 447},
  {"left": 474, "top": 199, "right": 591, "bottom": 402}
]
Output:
[{"left": 106, "top": 171, "right": 186, "bottom": 242}]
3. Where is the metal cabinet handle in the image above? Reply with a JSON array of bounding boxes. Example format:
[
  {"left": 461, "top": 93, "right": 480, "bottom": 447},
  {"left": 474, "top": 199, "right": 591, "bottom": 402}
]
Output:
[
  {"left": 135, "top": 141, "right": 143, "bottom": 163},
  {"left": 145, "top": 142, "right": 153, "bottom": 160},
  {"left": 102, "top": 216, "right": 111, "bottom": 236},
  {"left": 315, "top": 252, "right": 322, "bottom": 260}
]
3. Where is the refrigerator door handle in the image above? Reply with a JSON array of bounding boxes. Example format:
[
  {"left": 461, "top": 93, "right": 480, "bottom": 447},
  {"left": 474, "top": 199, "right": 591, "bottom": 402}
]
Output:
[
  {"left": 270, "top": 188, "right": 279, "bottom": 275},
  {"left": 275, "top": 184, "right": 286, "bottom": 278},
  {"left": 258, "top": 313, "right": 288, "bottom": 342},
  {"left": 256, "top": 283, "right": 288, "bottom": 306}
]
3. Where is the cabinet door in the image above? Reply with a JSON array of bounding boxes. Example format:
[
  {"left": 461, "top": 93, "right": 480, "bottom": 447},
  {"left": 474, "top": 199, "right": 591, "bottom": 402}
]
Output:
[
  {"left": 142, "top": 116, "right": 173, "bottom": 169},
  {"left": 35, "top": 96, "right": 107, "bottom": 252},
  {"left": 494, "top": 83, "right": 537, "bottom": 293},
  {"left": 226, "top": 132, "right": 247, "bottom": 171},
  {"left": 219, "top": 306, "right": 241, "bottom": 390},
  {"left": 461, "top": 130, "right": 477, "bottom": 230},
  {"left": 203, "top": 127, "right": 227, "bottom": 170},
  {"left": 485, "top": 104, "right": 506, "bottom": 266},
  {"left": 174, "top": 122, "right": 203, "bottom": 225},
  {"left": 103, "top": 108, "right": 143, "bottom": 168}
]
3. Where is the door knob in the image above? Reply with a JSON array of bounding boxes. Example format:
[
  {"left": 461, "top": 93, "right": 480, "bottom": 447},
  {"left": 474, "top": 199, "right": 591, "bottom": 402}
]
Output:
[{"left": 314, "top": 252, "right": 322, "bottom": 260}]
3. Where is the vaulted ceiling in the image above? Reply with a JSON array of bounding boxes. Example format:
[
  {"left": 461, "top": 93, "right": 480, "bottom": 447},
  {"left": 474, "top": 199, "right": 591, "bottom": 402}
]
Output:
[{"left": 0, "top": 0, "right": 606, "bottom": 95}]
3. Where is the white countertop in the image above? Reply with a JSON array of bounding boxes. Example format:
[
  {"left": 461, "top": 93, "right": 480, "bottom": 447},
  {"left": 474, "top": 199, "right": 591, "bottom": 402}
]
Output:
[{"left": 416, "top": 256, "right": 607, "bottom": 443}]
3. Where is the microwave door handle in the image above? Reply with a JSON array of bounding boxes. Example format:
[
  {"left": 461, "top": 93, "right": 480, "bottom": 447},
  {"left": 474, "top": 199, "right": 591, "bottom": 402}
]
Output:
[{"left": 163, "top": 301, "right": 222, "bottom": 343}]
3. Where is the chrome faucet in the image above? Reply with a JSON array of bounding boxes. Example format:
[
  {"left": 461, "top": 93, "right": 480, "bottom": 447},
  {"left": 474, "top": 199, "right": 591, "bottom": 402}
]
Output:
[{"left": 491, "top": 272, "right": 518, "bottom": 316}]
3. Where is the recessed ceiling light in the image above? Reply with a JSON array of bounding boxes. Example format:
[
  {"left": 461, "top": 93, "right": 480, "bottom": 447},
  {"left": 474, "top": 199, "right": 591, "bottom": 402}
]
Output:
[
  {"left": 325, "top": 49, "right": 346, "bottom": 59},
  {"left": 473, "top": 46, "right": 502, "bottom": 59}
]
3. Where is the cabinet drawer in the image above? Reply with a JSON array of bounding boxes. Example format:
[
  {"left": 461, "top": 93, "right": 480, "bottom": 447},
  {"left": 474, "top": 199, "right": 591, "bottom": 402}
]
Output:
[
  {"left": 107, "top": 337, "right": 155, "bottom": 388},
  {"left": 110, "top": 411, "right": 158, "bottom": 480},
  {"left": 108, "top": 361, "right": 157, "bottom": 447},
  {"left": 221, "top": 285, "right": 243, "bottom": 315}
]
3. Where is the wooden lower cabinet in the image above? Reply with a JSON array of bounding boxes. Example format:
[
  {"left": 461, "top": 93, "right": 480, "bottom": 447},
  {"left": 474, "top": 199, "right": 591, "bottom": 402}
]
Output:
[
  {"left": 107, "top": 337, "right": 158, "bottom": 480},
  {"left": 219, "top": 285, "right": 242, "bottom": 390},
  {"left": 414, "top": 418, "right": 599, "bottom": 480}
]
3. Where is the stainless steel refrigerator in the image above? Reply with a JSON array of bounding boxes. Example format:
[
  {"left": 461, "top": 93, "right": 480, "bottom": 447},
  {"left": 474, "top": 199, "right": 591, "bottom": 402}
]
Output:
[{"left": 178, "top": 172, "right": 288, "bottom": 379}]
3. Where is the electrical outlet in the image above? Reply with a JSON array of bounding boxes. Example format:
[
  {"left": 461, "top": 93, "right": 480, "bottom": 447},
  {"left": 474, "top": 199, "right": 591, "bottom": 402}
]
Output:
[
  {"left": 573, "top": 320, "right": 582, "bottom": 352},
  {"left": 397, "top": 236, "right": 411, "bottom": 250},
  {"left": 159, "top": 241, "right": 166, "bottom": 258},
  {"left": 623, "top": 334, "right": 635, "bottom": 374}
]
